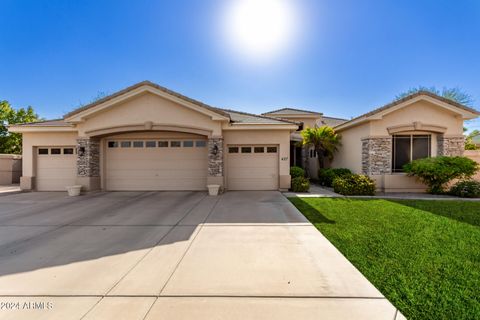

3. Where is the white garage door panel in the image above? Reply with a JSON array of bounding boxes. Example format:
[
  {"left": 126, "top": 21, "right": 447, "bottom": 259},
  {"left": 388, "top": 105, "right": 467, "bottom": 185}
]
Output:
[
  {"left": 36, "top": 150, "right": 76, "bottom": 191},
  {"left": 106, "top": 142, "right": 208, "bottom": 191},
  {"left": 227, "top": 147, "right": 278, "bottom": 191}
]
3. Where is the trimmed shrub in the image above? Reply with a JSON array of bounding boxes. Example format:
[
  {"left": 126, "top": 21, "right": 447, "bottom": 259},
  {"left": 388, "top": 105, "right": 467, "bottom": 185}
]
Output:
[
  {"left": 403, "top": 156, "right": 479, "bottom": 194},
  {"left": 449, "top": 180, "right": 480, "bottom": 198},
  {"left": 290, "top": 166, "right": 305, "bottom": 179},
  {"left": 291, "top": 177, "right": 310, "bottom": 192},
  {"left": 318, "top": 168, "right": 352, "bottom": 187},
  {"left": 332, "top": 174, "right": 376, "bottom": 196}
]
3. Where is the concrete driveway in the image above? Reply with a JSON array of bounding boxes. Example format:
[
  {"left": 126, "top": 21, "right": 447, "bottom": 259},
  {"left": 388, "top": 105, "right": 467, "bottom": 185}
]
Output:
[{"left": 0, "top": 191, "right": 403, "bottom": 320}]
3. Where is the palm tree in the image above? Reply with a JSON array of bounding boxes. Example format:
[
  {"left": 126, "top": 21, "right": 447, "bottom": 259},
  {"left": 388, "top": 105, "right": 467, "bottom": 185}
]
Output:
[{"left": 301, "top": 126, "right": 342, "bottom": 169}]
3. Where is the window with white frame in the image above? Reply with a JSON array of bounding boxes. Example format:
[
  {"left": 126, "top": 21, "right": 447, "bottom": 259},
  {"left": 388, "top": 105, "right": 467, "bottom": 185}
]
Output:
[{"left": 392, "top": 135, "right": 431, "bottom": 172}]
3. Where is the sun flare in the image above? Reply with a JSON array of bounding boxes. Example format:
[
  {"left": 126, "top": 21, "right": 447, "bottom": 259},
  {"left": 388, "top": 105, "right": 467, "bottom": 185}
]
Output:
[{"left": 221, "top": 0, "right": 300, "bottom": 63}]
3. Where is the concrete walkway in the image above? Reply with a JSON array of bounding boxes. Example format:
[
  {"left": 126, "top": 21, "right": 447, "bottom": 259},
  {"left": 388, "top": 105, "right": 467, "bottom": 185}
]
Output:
[
  {"left": 0, "top": 191, "right": 404, "bottom": 319},
  {"left": 285, "top": 184, "right": 480, "bottom": 201}
]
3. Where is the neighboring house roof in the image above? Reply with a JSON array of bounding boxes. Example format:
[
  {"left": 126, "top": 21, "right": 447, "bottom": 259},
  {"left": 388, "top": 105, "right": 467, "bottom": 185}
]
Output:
[
  {"left": 335, "top": 91, "right": 480, "bottom": 131},
  {"left": 64, "top": 80, "right": 231, "bottom": 119},
  {"left": 262, "top": 107, "right": 322, "bottom": 116},
  {"left": 11, "top": 119, "right": 72, "bottom": 127},
  {"left": 219, "top": 108, "right": 296, "bottom": 125},
  {"left": 321, "top": 116, "right": 348, "bottom": 127}
]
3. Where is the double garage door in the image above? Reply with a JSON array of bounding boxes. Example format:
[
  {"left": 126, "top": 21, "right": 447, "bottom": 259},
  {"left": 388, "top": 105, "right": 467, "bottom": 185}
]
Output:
[
  {"left": 106, "top": 139, "right": 208, "bottom": 191},
  {"left": 35, "top": 142, "right": 279, "bottom": 191}
]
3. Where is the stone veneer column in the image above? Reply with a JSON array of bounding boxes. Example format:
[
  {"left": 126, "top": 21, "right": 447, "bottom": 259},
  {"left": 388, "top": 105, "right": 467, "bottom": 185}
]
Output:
[
  {"left": 207, "top": 137, "right": 224, "bottom": 188},
  {"left": 76, "top": 137, "right": 101, "bottom": 190},
  {"left": 437, "top": 135, "right": 464, "bottom": 156},
  {"left": 361, "top": 137, "right": 392, "bottom": 175}
]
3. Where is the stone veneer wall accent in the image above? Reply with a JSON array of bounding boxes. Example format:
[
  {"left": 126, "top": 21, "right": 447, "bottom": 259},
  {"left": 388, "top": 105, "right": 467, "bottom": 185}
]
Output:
[
  {"left": 208, "top": 137, "right": 223, "bottom": 177},
  {"left": 77, "top": 138, "right": 100, "bottom": 177},
  {"left": 437, "top": 135, "right": 465, "bottom": 156},
  {"left": 361, "top": 137, "right": 392, "bottom": 175}
]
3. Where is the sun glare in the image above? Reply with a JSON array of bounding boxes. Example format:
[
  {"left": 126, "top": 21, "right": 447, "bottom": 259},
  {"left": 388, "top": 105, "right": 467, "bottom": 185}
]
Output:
[{"left": 221, "top": 0, "right": 300, "bottom": 63}]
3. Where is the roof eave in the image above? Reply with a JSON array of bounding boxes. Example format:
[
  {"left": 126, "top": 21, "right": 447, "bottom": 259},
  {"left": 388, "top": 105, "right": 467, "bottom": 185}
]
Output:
[{"left": 8, "top": 125, "right": 77, "bottom": 133}]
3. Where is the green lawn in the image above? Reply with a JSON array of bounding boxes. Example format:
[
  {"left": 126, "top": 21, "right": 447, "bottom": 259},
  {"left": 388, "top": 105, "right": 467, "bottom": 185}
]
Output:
[{"left": 289, "top": 198, "right": 480, "bottom": 320}]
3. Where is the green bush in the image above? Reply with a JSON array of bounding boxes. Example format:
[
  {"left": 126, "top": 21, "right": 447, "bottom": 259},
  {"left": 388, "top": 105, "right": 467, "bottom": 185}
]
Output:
[
  {"left": 290, "top": 166, "right": 305, "bottom": 179},
  {"left": 449, "top": 180, "right": 480, "bottom": 198},
  {"left": 332, "top": 174, "right": 376, "bottom": 196},
  {"left": 318, "top": 168, "right": 352, "bottom": 187},
  {"left": 291, "top": 177, "right": 310, "bottom": 192},
  {"left": 403, "top": 156, "right": 479, "bottom": 194}
]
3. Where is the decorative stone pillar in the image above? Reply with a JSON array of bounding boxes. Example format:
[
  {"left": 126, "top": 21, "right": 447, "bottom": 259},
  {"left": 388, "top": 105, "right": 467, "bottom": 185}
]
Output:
[
  {"left": 76, "top": 137, "right": 101, "bottom": 190},
  {"left": 361, "top": 137, "right": 392, "bottom": 175},
  {"left": 437, "top": 135, "right": 464, "bottom": 156},
  {"left": 207, "top": 137, "right": 224, "bottom": 188}
]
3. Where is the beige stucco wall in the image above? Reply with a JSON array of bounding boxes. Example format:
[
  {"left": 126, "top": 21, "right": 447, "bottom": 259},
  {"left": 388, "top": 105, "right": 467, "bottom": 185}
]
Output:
[
  {"left": 331, "top": 123, "right": 370, "bottom": 173},
  {"left": 77, "top": 92, "right": 223, "bottom": 137},
  {"left": 223, "top": 129, "right": 291, "bottom": 190},
  {"left": 0, "top": 154, "right": 22, "bottom": 185}
]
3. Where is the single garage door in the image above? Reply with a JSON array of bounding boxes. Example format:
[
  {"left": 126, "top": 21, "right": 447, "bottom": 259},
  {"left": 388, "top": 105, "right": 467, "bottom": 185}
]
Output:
[
  {"left": 36, "top": 147, "right": 77, "bottom": 191},
  {"left": 227, "top": 145, "right": 279, "bottom": 190},
  {"left": 106, "top": 139, "right": 208, "bottom": 191}
]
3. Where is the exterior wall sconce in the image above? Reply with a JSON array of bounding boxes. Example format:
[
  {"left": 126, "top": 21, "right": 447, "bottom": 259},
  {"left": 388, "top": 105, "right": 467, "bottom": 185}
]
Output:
[
  {"left": 213, "top": 145, "right": 218, "bottom": 156},
  {"left": 78, "top": 147, "right": 85, "bottom": 157}
]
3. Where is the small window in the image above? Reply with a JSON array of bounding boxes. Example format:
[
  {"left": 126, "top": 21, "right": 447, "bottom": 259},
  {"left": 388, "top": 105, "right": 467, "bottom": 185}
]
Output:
[
  {"left": 120, "top": 141, "right": 131, "bottom": 148},
  {"left": 267, "top": 147, "right": 277, "bottom": 153},
  {"left": 145, "top": 141, "right": 156, "bottom": 148},
  {"left": 195, "top": 140, "right": 207, "bottom": 147},
  {"left": 63, "top": 148, "right": 74, "bottom": 155},
  {"left": 241, "top": 147, "right": 252, "bottom": 153},
  {"left": 254, "top": 146, "right": 264, "bottom": 153},
  {"left": 133, "top": 141, "right": 144, "bottom": 148},
  {"left": 228, "top": 147, "right": 239, "bottom": 153},
  {"left": 51, "top": 148, "right": 61, "bottom": 155},
  {"left": 108, "top": 141, "right": 118, "bottom": 148},
  {"left": 171, "top": 141, "right": 181, "bottom": 148},
  {"left": 38, "top": 148, "right": 49, "bottom": 155},
  {"left": 158, "top": 141, "right": 169, "bottom": 148},
  {"left": 183, "top": 141, "right": 194, "bottom": 147}
]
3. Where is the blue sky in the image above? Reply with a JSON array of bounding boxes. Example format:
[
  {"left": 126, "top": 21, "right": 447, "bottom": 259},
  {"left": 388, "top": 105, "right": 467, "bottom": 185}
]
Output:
[{"left": 1, "top": 0, "right": 479, "bottom": 130}]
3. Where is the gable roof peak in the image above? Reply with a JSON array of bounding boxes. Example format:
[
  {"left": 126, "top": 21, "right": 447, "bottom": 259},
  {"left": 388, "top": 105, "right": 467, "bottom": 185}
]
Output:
[{"left": 63, "top": 80, "right": 230, "bottom": 120}]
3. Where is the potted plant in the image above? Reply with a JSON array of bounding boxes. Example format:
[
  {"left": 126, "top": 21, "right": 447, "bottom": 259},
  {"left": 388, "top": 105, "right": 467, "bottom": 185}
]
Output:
[{"left": 66, "top": 185, "right": 82, "bottom": 196}]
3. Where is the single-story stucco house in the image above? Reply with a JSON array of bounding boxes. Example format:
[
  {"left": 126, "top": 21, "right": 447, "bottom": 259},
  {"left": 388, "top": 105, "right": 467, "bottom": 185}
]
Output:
[{"left": 9, "top": 81, "right": 479, "bottom": 192}]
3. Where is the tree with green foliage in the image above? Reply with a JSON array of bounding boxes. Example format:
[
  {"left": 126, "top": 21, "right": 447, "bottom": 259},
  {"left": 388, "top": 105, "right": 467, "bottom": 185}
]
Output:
[
  {"left": 0, "top": 101, "right": 41, "bottom": 154},
  {"left": 301, "top": 126, "right": 342, "bottom": 169},
  {"left": 396, "top": 86, "right": 475, "bottom": 107}
]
